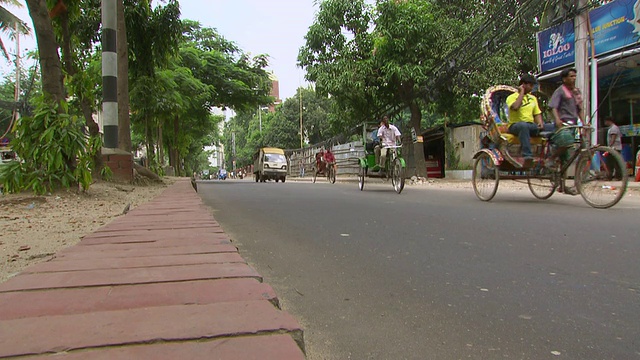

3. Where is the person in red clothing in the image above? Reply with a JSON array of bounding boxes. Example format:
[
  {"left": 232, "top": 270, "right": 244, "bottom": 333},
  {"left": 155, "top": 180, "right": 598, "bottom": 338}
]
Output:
[{"left": 324, "top": 148, "right": 336, "bottom": 174}]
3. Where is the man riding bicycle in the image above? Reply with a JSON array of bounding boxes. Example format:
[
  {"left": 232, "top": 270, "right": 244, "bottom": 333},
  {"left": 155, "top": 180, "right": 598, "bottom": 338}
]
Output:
[{"left": 374, "top": 115, "right": 401, "bottom": 172}]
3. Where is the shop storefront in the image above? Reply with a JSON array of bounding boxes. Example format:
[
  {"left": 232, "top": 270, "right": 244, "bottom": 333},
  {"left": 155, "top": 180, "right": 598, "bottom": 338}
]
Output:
[{"left": 536, "top": 0, "right": 640, "bottom": 177}]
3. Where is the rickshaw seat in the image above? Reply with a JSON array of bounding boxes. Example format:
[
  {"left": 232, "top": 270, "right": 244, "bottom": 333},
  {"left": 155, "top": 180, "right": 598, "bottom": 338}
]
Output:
[
  {"left": 365, "top": 141, "right": 375, "bottom": 153},
  {"left": 496, "top": 123, "right": 545, "bottom": 145},
  {"left": 500, "top": 133, "right": 545, "bottom": 146}
]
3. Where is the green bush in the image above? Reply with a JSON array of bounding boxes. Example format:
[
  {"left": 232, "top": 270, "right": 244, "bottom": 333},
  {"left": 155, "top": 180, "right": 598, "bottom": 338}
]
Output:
[{"left": 0, "top": 98, "right": 95, "bottom": 194}]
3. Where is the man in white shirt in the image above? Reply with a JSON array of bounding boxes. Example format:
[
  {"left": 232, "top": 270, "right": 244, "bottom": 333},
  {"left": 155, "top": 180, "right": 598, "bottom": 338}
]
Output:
[
  {"left": 604, "top": 116, "right": 623, "bottom": 180},
  {"left": 374, "top": 115, "right": 401, "bottom": 170}
]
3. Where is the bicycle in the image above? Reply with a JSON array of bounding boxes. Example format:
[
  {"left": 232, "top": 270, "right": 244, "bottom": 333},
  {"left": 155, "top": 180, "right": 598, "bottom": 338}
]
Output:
[{"left": 474, "top": 124, "right": 628, "bottom": 209}]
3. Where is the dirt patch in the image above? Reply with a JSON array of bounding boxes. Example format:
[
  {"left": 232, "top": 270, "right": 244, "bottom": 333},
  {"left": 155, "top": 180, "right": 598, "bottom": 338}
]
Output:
[{"left": 0, "top": 178, "right": 176, "bottom": 283}]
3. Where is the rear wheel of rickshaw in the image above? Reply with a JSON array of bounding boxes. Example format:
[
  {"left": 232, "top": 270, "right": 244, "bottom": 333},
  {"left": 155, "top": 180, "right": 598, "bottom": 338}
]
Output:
[
  {"left": 575, "top": 146, "right": 628, "bottom": 209},
  {"left": 328, "top": 166, "right": 336, "bottom": 184},
  {"left": 312, "top": 167, "right": 317, "bottom": 183},
  {"left": 472, "top": 152, "right": 499, "bottom": 201},
  {"left": 527, "top": 170, "right": 557, "bottom": 200},
  {"left": 358, "top": 166, "right": 365, "bottom": 191},
  {"left": 392, "top": 159, "right": 405, "bottom": 194}
]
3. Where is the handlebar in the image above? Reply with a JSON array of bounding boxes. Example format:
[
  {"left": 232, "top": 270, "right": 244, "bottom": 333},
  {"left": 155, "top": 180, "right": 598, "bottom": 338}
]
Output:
[
  {"left": 559, "top": 124, "right": 594, "bottom": 133},
  {"left": 382, "top": 145, "right": 403, "bottom": 149}
]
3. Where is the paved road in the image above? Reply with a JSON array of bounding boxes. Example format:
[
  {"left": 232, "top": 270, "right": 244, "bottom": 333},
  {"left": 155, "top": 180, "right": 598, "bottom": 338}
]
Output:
[{"left": 197, "top": 179, "right": 640, "bottom": 360}]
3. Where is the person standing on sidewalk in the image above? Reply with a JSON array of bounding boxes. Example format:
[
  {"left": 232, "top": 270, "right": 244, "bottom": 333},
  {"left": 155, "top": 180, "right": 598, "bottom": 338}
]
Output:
[
  {"left": 604, "top": 116, "right": 623, "bottom": 180},
  {"left": 506, "top": 74, "right": 545, "bottom": 167}
]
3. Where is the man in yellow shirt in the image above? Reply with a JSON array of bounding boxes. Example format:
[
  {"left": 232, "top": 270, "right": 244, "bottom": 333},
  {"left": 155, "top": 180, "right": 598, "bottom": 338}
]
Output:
[{"left": 506, "top": 74, "right": 545, "bottom": 167}]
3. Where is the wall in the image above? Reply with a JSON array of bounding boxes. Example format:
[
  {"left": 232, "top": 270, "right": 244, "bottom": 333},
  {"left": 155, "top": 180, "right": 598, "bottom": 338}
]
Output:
[
  {"left": 287, "top": 142, "right": 363, "bottom": 176},
  {"left": 451, "top": 124, "right": 483, "bottom": 168}
]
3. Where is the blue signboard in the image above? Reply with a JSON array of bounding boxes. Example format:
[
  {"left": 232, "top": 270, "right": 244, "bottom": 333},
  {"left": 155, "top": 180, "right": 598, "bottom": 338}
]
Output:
[{"left": 537, "top": 0, "right": 640, "bottom": 73}]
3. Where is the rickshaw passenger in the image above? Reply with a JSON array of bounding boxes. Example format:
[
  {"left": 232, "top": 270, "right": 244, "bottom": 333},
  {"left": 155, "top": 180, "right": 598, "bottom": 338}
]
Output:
[
  {"left": 506, "top": 74, "right": 545, "bottom": 167},
  {"left": 375, "top": 115, "right": 401, "bottom": 170},
  {"left": 316, "top": 150, "right": 326, "bottom": 173}
]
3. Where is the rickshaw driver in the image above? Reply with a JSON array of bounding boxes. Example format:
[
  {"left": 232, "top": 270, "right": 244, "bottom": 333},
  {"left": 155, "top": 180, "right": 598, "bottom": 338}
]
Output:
[
  {"left": 375, "top": 115, "right": 401, "bottom": 171},
  {"left": 506, "top": 74, "right": 545, "bottom": 168},
  {"left": 324, "top": 147, "right": 337, "bottom": 174}
]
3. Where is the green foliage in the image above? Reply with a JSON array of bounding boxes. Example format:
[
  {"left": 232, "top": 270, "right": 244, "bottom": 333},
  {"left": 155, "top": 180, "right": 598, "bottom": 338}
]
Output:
[
  {"left": 444, "top": 126, "right": 461, "bottom": 170},
  {"left": 300, "top": 0, "right": 545, "bottom": 130},
  {"left": 0, "top": 98, "right": 94, "bottom": 194}
]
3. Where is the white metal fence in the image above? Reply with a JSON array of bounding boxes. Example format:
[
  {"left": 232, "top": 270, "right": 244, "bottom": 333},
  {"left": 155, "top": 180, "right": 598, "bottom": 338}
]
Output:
[{"left": 286, "top": 141, "right": 364, "bottom": 177}]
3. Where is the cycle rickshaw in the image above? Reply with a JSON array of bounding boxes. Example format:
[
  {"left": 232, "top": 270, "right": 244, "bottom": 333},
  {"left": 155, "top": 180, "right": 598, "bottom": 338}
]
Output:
[
  {"left": 356, "top": 122, "right": 406, "bottom": 194},
  {"left": 312, "top": 149, "right": 337, "bottom": 184},
  {"left": 472, "top": 85, "right": 628, "bottom": 209}
]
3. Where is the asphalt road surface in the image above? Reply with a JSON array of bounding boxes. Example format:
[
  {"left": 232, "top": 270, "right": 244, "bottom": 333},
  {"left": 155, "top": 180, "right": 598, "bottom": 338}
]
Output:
[{"left": 197, "top": 178, "right": 640, "bottom": 360}]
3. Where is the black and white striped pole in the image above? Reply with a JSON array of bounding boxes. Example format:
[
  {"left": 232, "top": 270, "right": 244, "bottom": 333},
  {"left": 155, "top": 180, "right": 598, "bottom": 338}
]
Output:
[{"left": 102, "top": 0, "right": 118, "bottom": 148}]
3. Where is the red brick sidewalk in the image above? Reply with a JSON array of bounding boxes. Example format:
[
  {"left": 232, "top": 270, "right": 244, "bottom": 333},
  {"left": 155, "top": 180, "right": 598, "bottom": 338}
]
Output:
[{"left": 0, "top": 179, "right": 304, "bottom": 359}]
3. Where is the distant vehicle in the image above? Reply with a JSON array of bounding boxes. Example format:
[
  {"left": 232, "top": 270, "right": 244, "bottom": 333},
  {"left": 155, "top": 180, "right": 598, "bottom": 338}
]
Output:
[
  {"left": 0, "top": 146, "right": 16, "bottom": 164},
  {"left": 218, "top": 169, "right": 228, "bottom": 180},
  {"left": 254, "top": 147, "right": 287, "bottom": 183}
]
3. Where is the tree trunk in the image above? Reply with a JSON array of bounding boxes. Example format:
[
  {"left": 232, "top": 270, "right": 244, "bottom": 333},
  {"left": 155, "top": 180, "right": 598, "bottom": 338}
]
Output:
[
  {"left": 145, "top": 115, "right": 155, "bottom": 168},
  {"left": 117, "top": 0, "right": 132, "bottom": 152},
  {"left": 173, "top": 114, "right": 179, "bottom": 176},
  {"left": 409, "top": 100, "right": 428, "bottom": 178},
  {"left": 25, "top": 0, "right": 65, "bottom": 103},
  {"left": 158, "top": 124, "right": 163, "bottom": 166},
  {"left": 58, "top": 7, "right": 103, "bottom": 174}
]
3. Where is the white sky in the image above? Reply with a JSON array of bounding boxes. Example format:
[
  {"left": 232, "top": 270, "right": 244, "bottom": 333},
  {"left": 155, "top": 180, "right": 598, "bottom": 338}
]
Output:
[{"left": 0, "top": 0, "right": 320, "bottom": 101}]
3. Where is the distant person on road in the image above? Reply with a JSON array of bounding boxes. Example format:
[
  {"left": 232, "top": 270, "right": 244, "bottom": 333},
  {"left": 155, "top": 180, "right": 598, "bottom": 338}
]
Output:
[
  {"left": 324, "top": 147, "right": 336, "bottom": 174},
  {"left": 375, "top": 115, "right": 401, "bottom": 171},
  {"left": 604, "top": 116, "right": 623, "bottom": 180},
  {"left": 506, "top": 74, "right": 545, "bottom": 168},
  {"left": 315, "top": 149, "right": 326, "bottom": 174}
]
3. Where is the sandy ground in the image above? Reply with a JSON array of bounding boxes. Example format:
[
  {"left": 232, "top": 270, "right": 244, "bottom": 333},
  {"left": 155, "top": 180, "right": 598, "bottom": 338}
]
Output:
[{"left": 0, "top": 178, "right": 176, "bottom": 283}]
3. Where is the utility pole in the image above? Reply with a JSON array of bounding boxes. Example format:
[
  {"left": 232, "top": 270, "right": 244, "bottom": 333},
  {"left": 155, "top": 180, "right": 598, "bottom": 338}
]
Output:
[
  {"left": 102, "top": 0, "right": 118, "bottom": 148},
  {"left": 574, "top": 0, "right": 589, "bottom": 125},
  {"left": 258, "top": 105, "right": 262, "bottom": 132},
  {"left": 299, "top": 87, "right": 303, "bottom": 148},
  {"left": 13, "top": 23, "right": 20, "bottom": 122}
]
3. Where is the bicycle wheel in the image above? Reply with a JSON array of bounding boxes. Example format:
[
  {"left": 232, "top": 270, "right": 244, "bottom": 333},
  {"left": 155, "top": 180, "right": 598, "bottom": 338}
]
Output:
[
  {"left": 527, "top": 167, "right": 557, "bottom": 200},
  {"left": 329, "top": 166, "right": 336, "bottom": 184},
  {"left": 358, "top": 166, "right": 365, "bottom": 191},
  {"left": 575, "top": 146, "right": 628, "bottom": 209},
  {"left": 392, "top": 159, "right": 405, "bottom": 194},
  {"left": 472, "top": 152, "right": 499, "bottom": 201},
  {"left": 312, "top": 167, "right": 317, "bottom": 183}
]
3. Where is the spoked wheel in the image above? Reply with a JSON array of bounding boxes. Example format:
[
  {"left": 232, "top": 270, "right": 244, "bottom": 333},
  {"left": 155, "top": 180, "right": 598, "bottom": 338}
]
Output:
[
  {"left": 328, "top": 166, "right": 336, "bottom": 184},
  {"left": 358, "top": 166, "right": 365, "bottom": 191},
  {"left": 472, "top": 152, "right": 499, "bottom": 201},
  {"left": 527, "top": 167, "right": 557, "bottom": 200},
  {"left": 391, "top": 159, "right": 405, "bottom": 194},
  {"left": 312, "top": 167, "right": 317, "bottom": 183},
  {"left": 575, "top": 146, "right": 628, "bottom": 209}
]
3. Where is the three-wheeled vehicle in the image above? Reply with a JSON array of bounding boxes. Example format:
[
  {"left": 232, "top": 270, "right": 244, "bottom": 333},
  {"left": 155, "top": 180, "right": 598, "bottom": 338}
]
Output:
[
  {"left": 356, "top": 122, "right": 406, "bottom": 194},
  {"left": 472, "top": 85, "right": 628, "bottom": 209},
  {"left": 312, "top": 149, "right": 336, "bottom": 184}
]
